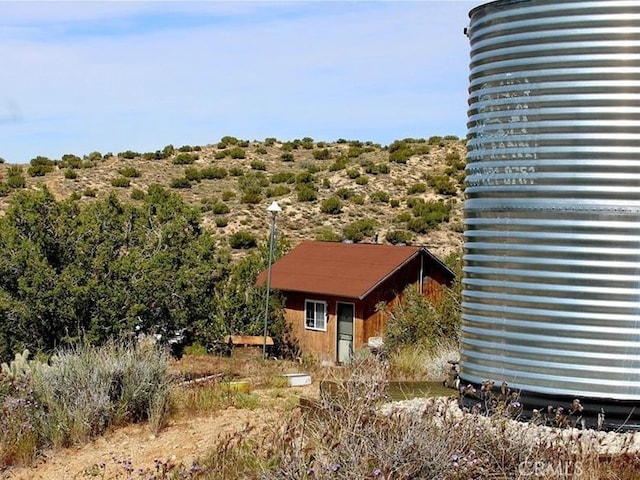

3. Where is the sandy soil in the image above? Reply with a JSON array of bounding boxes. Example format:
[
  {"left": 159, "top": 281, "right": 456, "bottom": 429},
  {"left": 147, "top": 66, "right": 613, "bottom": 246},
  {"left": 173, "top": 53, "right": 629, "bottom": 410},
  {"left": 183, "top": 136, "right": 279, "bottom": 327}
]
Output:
[{"left": 4, "top": 384, "right": 316, "bottom": 480}]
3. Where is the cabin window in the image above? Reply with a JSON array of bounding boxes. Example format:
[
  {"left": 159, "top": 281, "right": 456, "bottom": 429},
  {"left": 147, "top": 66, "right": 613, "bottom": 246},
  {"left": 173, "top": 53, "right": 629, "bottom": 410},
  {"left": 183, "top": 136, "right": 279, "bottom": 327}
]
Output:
[{"left": 305, "top": 299, "right": 327, "bottom": 331}]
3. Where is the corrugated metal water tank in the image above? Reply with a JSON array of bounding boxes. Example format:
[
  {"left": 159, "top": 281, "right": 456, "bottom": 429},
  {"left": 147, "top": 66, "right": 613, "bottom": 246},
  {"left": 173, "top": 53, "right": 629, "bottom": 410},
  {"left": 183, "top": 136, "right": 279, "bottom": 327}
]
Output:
[{"left": 462, "top": 0, "right": 640, "bottom": 428}]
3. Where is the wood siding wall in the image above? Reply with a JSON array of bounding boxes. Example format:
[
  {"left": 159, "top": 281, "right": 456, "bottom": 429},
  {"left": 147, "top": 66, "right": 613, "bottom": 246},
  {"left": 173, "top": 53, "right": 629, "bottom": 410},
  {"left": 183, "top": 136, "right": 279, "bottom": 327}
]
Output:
[{"left": 280, "top": 254, "right": 452, "bottom": 362}]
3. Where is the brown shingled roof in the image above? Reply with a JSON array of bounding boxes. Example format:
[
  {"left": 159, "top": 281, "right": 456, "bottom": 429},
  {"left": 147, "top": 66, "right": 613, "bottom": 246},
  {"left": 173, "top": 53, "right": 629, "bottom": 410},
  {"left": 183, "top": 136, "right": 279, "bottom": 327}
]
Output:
[{"left": 256, "top": 240, "right": 426, "bottom": 300}]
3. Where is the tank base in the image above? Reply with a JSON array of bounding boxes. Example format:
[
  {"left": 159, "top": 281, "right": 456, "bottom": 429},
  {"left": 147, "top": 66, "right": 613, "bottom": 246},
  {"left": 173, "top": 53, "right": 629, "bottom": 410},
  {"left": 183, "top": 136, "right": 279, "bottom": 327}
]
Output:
[{"left": 458, "top": 379, "right": 640, "bottom": 431}]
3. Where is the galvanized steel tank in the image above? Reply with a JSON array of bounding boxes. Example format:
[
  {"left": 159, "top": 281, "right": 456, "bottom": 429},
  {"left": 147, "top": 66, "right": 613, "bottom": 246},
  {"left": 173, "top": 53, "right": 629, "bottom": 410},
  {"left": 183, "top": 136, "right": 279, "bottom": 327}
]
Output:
[{"left": 462, "top": 0, "right": 640, "bottom": 428}]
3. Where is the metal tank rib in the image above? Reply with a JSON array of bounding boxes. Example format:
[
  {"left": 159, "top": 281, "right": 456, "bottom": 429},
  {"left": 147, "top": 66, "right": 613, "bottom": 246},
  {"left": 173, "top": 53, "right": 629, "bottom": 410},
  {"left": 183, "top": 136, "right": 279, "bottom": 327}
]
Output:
[{"left": 462, "top": 0, "right": 640, "bottom": 426}]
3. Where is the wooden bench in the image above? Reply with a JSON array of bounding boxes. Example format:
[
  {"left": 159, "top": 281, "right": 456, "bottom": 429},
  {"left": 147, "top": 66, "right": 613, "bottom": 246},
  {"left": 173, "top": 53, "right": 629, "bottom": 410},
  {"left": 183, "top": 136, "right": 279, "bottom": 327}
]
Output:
[{"left": 223, "top": 335, "right": 274, "bottom": 358}]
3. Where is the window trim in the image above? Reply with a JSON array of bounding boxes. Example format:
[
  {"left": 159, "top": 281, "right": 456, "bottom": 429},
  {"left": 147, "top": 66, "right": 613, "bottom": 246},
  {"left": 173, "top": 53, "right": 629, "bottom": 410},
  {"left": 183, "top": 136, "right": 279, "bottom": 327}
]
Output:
[{"left": 304, "top": 299, "right": 328, "bottom": 331}]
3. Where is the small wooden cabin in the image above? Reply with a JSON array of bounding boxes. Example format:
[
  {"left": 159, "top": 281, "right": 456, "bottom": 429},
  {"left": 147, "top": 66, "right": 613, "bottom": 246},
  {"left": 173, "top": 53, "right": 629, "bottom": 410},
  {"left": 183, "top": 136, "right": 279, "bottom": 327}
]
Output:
[{"left": 257, "top": 241, "right": 455, "bottom": 364}]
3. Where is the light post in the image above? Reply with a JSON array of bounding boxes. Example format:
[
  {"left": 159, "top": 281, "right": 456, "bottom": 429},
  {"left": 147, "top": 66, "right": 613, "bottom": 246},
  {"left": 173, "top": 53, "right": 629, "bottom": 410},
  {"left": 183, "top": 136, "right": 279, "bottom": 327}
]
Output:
[{"left": 263, "top": 201, "right": 282, "bottom": 358}]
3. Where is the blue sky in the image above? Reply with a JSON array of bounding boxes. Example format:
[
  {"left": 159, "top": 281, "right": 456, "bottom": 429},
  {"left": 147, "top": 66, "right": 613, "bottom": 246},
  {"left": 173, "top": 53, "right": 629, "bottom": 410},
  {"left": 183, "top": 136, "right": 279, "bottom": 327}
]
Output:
[{"left": 0, "top": 1, "right": 479, "bottom": 163}]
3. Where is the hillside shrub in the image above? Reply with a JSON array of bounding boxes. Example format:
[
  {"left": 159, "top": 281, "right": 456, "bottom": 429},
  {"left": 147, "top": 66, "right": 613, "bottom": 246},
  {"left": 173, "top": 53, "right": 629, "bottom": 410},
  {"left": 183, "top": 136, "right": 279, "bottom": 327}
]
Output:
[
  {"left": 200, "top": 167, "right": 227, "bottom": 180},
  {"left": 83, "top": 187, "right": 97, "bottom": 197},
  {"left": 351, "top": 194, "right": 365, "bottom": 205},
  {"left": 355, "top": 176, "right": 369, "bottom": 185},
  {"left": 343, "top": 218, "right": 378, "bottom": 242},
  {"left": 296, "top": 184, "right": 317, "bottom": 202},
  {"left": 264, "top": 137, "right": 277, "bottom": 146},
  {"left": 118, "top": 150, "right": 138, "bottom": 159},
  {"left": 329, "top": 156, "right": 349, "bottom": 171},
  {"left": 370, "top": 191, "right": 389, "bottom": 203},
  {"left": 211, "top": 202, "right": 230, "bottom": 215},
  {"left": 130, "top": 188, "right": 145, "bottom": 200},
  {"left": 312, "top": 148, "right": 330, "bottom": 160},
  {"left": 64, "top": 169, "right": 78, "bottom": 180},
  {"left": 162, "top": 144, "right": 175, "bottom": 158},
  {"left": 250, "top": 160, "right": 266, "bottom": 171},
  {"left": 173, "top": 153, "right": 197, "bottom": 165},
  {"left": 60, "top": 154, "right": 82, "bottom": 169},
  {"left": 229, "top": 166, "right": 244, "bottom": 176},
  {"left": 280, "top": 152, "right": 295, "bottom": 162},
  {"left": 184, "top": 167, "right": 202, "bottom": 182},
  {"left": 266, "top": 185, "right": 291, "bottom": 197},
  {"left": 315, "top": 228, "right": 341, "bottom": 242},
  {"left": 170, "top": 177, "right": 191, "bottom": 189},
  {"left": 111, "top": 177, "right": 131, "bottom": 188},
  {"left": 271, "top": 171, "right": 296, "bottom": 184},
  {"left": 118, "top": 166, "right": 141, "bottom": 178},
  {"left": 228, "top": 147, "right": 246, "bottom": 159},
  {"left": 385, "top": 229, "right": 413, "bottom": 245},
  {"left": 428, "top": 174, "right": 457, "bottom": 196},
  {"left": 241, "top": 192, "right": 262, "bottom": 204},
  {"left": 346, "top": 168, "right": 360, "bottom": 179},
  {"left": 229, "top": 231, "right": 257, "bottom": 249},
  {"left": 26, "top": 164, "right": 51, "bottom": 178},
  {"left": 221, "top": 190, "right": 235, "bottom": 201},
  {"left": 295, "top": 171, "right": 314, "bottom": 184},
  {"left": 335, "top": 188, "right": 354, "bottom": 200},
  {"left": 6, "top": 165, "right": 27, "bottom": 189},
  {"left": 214, "top": 150, "right": 227, "bottom": 160},
  {"left": 215, "top": 217, "right": 228, "bottom": 228},
  {"left": 407, "top": 182, "right": 427, "bottom": 194},
  {"left": 320, "top": 196, "right": 343, "bottom": 214}
]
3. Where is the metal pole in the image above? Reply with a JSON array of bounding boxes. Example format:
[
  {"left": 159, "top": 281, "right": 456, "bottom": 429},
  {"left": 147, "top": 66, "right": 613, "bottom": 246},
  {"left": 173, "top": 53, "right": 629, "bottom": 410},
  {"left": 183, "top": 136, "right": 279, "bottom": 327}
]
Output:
[{"left": 262, "top": 211, "right": 277, "bottom": 358}]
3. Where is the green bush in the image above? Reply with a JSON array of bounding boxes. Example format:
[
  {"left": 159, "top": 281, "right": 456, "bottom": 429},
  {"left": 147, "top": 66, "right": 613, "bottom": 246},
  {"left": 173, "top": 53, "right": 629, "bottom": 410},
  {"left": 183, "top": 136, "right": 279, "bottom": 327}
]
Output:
[
  {"left": 312, "top": 148, "right": 330, "bottom": 160},
  {"left": 111, "top": 177, "right": 131, "bottom": 188},
  {"left": 241, "top": 192, "right": 262, "bottom": 204},
  {"left": 211, "top": 202, "right": 230, "bottom": 214},
  {"left": 335, "top": 188, "right": 354, "bottom": 200},
  {"left": 315, "top": 228, "right": 341, "bottom": 242},
  {"left": 200, "top": 166, "right": 227, "bottom": 180},
  {"left": 169, "top": 177, "right": 191, "bottom": 189},
  {"left": 343, "top": 218, "right": 378, "bottom": 242},
  {"left": 118, "top": 150, "right": 139, "bottom": 159},
  {"left": 229, "top": 231, "right": 257, "bottom": 249},
  {"left": 256, "top": 146, "right": 268, "bottom": 155},
  {"left": 173, "top": 153, "right": 197, "bottom": 165},
  {"left": 355, "top": 176, "right": 369, "bottom": 185},
  {"left": 83, "top": 187, "right": 97, "bottom": 197},
  {"left": 271, "top": 171, "right": 296, "bottom": 184},
  {"left": 346, "top": 168, "right": 360, "bottom": 179},
  {"left": 385, "top": 229, "right": 413, "bottom": 245},
  {"left": 60, "top": 154, "right": 82, "bottom": 169},
  {"left": 428, "top": 174, "right": 457, "bottom": 196},
  {"left": 266, "top": 185, "right": 291, "bottom": 197},
  {"left": 0, "top": 157, "right": 5, "bottom": 164},
  {"left": 296, "top": 184, "right": 317, "bottom": 202},
  {"left": 184, "top": 167, "right": 202, "bottom": 182},
  {"left": 229, "top": 166, "right": 244, "bottom": 176},
  {"left": 118, "top": 166, "right": 141, "bottom": 178},
  {"left": 320, "top": 196, "right": 343, "bottom": 214},
  {"left": 215, "top": 217, "right": 229, "bottom": 228},
  {"left": 7, "top": 165, "right": 27, "bottom": 189},
  {"left": 407, "top": 182, "right": 427, "bottom": 194},
  {"left": 228, "top": 147, "right": 246, "bottom": 159},
  {"left": 250, "top": 160, "right": 267, "bottom": 171},
  {"left": 329, "top": 156, "right": 349, "bottom": 171},
  {"left": 428, "top": 135, "right": 444, "bottom": 145},
  {"left": 351, "top": 194, "right": 365, "bottom": 205},
  {"left": 280, "top": 152, "right": 295, "bottom": 162},
  {"left": 64, "top": 169, "right": 78, "bottom": 180},
  {"left": 295, "top": 171, "right": 315, "bottom": 184},
  {"left": 214, "top": 150, "right": 227, "bottom": 160},
  {"left": 162, "top": 144, "right": 175, "bottom": 158},
  {"left": 221, "top": 190, "right": 235, "bottom": 201},
  {"left": 370, "top": 191, "right": 389, "bottom": 203},
  {"left": 264, "top": 137, "right": 277, "bottom": 146},
  {"left": 130, "top": 188, "right": 145, "bottom": 200},
  {"left": 389, "top": 198, "right": 400, "bottom": 208}
]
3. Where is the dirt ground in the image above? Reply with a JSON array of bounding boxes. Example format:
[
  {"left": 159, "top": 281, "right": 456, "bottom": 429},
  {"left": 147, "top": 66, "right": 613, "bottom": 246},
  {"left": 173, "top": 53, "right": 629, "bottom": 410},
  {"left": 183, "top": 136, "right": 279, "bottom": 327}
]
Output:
[{"left": 4, "top": 384, "right": 317, "bottom": 480}]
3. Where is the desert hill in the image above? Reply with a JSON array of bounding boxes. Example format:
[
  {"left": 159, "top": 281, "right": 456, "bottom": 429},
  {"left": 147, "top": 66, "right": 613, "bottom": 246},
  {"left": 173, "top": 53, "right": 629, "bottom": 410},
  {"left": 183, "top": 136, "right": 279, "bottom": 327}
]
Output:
[{"left": 0, "top": 136, "right": 466, "bottom": 259}]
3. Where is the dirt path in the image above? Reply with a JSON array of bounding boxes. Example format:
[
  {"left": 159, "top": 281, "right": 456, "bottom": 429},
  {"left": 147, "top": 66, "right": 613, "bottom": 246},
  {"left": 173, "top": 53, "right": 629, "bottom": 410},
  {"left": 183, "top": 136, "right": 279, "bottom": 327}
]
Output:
[{"left": 4, "top": 399, "right": 296, "bottom": 480}]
